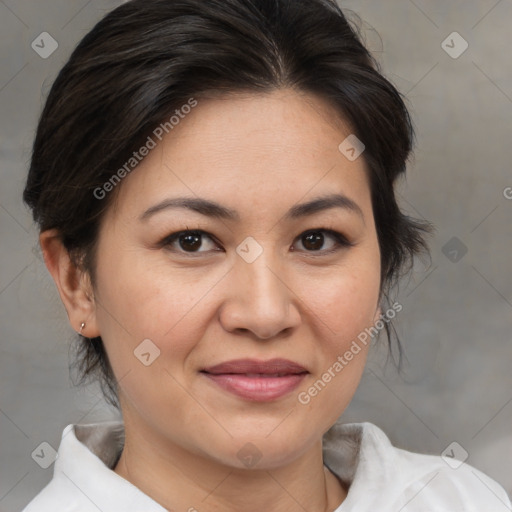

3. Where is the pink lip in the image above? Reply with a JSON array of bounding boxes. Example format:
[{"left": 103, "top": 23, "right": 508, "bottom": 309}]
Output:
[{"left": 201, "top": 358, "right": 308, "bottom": 402}]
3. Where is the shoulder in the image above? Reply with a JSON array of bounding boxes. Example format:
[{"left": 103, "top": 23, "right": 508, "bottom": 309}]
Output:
[
  {"left": 324, "top": 422, "right": 512, "bottom": 511},
  {"left": 392, "top": 443, "right": 511, "bottom": 511},
  {"left": 21, "top": 421, "right": 164, "bottom": 512},
  {"left": 21, "top": 473, "right": 96, "bottom": 512},
  {"left": 21, "top": 421, "right": 121, "bottom": 512}
]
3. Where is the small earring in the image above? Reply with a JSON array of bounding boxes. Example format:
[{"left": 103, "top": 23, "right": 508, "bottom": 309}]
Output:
[{"left": 79, "top": 322, "right": 86, "bottom": 335}]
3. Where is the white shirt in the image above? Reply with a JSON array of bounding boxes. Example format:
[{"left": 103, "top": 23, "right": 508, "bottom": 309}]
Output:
[{"left": 22, "top": 420, "right": 512, "bottom": 512}]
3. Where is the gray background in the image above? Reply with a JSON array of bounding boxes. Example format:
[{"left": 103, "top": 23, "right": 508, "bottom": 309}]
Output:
[{"left": 1, "top": 0, "right": 511, "bottom": 510}]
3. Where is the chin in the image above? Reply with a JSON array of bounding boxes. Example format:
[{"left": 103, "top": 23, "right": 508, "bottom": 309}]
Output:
[{"left": 205, "top": 426, "right": 315, "bottom": 471}]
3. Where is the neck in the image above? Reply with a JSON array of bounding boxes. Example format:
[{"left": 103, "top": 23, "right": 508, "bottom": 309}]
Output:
[{"left": 113, "top": 418, "right": 347, "bottom": 512}]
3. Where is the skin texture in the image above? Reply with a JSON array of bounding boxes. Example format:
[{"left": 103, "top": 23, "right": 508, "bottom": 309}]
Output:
[{"left": 41, "top": 89, "right": 382, "bottom": 512}]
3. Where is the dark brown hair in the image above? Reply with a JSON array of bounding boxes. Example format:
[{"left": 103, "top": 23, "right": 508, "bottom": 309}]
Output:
[{"left": 23, "top": 0, "right": 432, "bottom": 408}]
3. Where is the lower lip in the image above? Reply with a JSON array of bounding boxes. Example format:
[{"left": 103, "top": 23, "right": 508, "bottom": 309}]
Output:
[{"left": 202, "top": 373, "right": 307, "bottom": 401}]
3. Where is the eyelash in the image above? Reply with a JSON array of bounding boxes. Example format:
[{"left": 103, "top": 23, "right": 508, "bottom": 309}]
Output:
[{"left": 158, "top": 227, "right": 354, "bottom": 257}]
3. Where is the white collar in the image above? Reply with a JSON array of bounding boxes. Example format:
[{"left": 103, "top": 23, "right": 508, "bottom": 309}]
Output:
[
  {"left": 53, "top": 421, "right": 167, "bottom": 511},
  {"left": 25, "top": 420, "right": 511, "bottom": 512},
  {"left": 50, "top": 420, "right": 384, "bottom": 511}
]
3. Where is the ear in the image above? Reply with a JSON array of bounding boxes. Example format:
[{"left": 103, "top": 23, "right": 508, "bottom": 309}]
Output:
[{"left": 39, "top": 229, "right": 100, "bottom": 338}]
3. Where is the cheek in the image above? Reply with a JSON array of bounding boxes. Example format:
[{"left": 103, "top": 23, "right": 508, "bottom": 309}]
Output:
[
  {"left": 306, "top": 258, "right": 381, "bottom": 343},
  {"left": 295, "top": 250, "right": 380, "bottom": 407},
  {"left": 91, "top": 252, "right": 208, "bottom": 416},
  {"left": 92, "top": 247, "right": 218, "bottom": 363},
  {"left": 294, "top": 268, "right": 378, "bottom": 427}
]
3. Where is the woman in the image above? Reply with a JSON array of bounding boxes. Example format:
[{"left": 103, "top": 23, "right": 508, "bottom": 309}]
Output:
[{"left": 22, "top": 0, "right": 511, "bottom": 510}]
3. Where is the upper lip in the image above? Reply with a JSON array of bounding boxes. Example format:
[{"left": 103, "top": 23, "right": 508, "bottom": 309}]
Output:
[{"left": 202, "top": 358, "right": 308, "bottom": 375}]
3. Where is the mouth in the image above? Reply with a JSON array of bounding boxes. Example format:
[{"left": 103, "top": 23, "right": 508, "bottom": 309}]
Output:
[{"left": 200, "top": 358, "right": 309, "bottom": 402}]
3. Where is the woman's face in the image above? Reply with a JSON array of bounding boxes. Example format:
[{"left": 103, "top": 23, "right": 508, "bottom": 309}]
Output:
[{"left": 91, "top": 89, "right": 381, "bottom": 468}]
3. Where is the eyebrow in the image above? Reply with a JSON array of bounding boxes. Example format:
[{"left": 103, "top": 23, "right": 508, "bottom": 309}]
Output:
[{"left": 139, "top": 193, "right": 364, "bottom": 222}]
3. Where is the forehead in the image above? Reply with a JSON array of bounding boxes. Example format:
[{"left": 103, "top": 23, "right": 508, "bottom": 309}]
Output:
[{"left": 109, "top": 89, "right": 372, "bottom": 220}]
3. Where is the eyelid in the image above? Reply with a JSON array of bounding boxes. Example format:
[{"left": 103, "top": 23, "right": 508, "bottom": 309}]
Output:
[
  {"left": 159, "top": 227, "right": 354, "bottom": 256},
  {"left": 299, "top": 228, "right": 353, "bottom": 246},
  {"left": 158, "top": 228, "right": 220, "bottom": 254},
  {"left": 292, "top": 228, "right": 354, "bottom": 257}
]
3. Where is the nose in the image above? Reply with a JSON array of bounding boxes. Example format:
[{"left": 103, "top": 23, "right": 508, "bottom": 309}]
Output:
[{"left": 219, "top": 252, "right": 301, "bottom": 340}]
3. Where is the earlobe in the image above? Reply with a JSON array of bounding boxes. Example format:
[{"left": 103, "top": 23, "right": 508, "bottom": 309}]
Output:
[{"left": 39, "top": 229, "right": 100, "bottom": 338}]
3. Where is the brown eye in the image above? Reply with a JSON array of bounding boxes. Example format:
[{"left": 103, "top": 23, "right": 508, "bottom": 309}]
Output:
[
  {"left": 302, "top": 231, "right": 325, "bottom": 251},
  {"left": 293, "top": 229, "right": 353, "bottom": 254},
  {"left": 178, "top": 232, "right": 202, "bottom": 251},
  {"left": 161, "top": 230, "right": 220, "bottom": 254}
]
